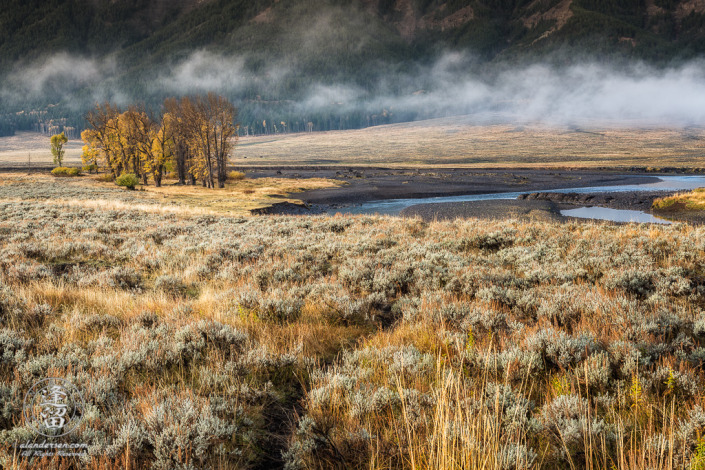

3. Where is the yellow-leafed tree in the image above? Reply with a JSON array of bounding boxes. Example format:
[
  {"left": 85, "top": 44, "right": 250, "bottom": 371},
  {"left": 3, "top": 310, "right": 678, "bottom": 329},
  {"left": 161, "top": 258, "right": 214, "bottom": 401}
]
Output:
[{"left": 83, "top": 95, "right": 238, "bottom": 188}]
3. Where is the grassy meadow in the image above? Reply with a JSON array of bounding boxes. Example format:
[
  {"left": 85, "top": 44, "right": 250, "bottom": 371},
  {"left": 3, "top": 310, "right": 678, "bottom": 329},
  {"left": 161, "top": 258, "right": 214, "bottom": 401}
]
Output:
[
  {"left": 233, "top": 119, "right": 705, "bottom": 168},
  {"left": 0, "top": 133, "right": 84, "bottom": 167},
  {"left": 0, "top": 173, "right": 339, "bottom": 216},
  {"left": 1, "top": 174, "right": 705, "bottom": 469},
  {"left": 5, "top": 120, "right": 705, "bottom": 169}
]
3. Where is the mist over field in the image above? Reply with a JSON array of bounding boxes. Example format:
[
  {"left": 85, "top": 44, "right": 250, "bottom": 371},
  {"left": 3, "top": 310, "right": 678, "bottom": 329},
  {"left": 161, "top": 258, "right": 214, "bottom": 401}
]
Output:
[{"left": 4, "top": 50, "right": 705, "bottom": 128}]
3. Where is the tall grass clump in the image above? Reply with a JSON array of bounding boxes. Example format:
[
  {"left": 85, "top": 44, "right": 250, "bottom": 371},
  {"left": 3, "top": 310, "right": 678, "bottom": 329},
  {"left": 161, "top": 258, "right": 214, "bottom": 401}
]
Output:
[{"left": 654, "top": 187, "right": 705, "bottom": 210}]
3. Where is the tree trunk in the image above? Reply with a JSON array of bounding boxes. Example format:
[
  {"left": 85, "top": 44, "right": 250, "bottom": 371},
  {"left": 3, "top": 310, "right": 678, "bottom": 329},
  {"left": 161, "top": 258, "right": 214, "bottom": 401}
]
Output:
[
  {"left": 177, "top": 145, "right": 186, "bottom": 185},
  {"left": 154, "top": 166, "right": 162, "bottom": 187},
  {"left": 206, "top": 136, "right": 214, "bottom": 189}
]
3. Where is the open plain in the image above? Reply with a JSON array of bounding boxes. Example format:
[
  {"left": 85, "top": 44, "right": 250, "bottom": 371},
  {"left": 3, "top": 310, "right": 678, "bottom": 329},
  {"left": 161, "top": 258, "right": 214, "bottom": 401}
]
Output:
[
  {"left": 5, "top": 119, "right": 705, "bottom": 170},
  {"left": 232, "top": 118, "right": 705, "bottom": 169}
]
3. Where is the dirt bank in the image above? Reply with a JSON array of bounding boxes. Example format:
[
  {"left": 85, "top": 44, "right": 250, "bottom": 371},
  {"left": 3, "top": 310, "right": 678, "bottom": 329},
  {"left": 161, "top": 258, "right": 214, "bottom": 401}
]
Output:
[
  {"left": 400, "top": 199, "right": 564, "bottom": 222},
  {"left": 516, "top": 190, "right": 671, "bottom": 211}
]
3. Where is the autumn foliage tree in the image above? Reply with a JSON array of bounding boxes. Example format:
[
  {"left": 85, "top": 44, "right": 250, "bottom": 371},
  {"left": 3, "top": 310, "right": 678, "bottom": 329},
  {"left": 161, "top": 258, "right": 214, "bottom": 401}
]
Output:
[
  {"left": 82, "top": 94, "right": 238, "bottom": 188},
  {"left": 50, "top": 131, "right": 68, "bottom": 167}
]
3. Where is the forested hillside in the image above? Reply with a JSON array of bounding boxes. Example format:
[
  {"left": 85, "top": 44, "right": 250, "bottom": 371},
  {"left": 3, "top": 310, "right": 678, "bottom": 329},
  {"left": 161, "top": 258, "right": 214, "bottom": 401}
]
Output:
[{"left": 2, "top": 0, "right": 705, "bottom": 136}]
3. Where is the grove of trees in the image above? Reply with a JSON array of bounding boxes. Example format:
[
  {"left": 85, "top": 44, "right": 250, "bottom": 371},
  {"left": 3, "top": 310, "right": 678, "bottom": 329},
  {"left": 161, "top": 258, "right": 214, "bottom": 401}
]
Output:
[{"left": 82, "top": 93, "right": 238, "bottom": 188}]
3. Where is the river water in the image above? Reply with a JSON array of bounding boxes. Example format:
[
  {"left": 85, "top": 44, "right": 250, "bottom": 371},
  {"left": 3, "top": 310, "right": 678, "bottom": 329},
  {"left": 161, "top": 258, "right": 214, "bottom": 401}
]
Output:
[
  {"left": 560, "top": 207, "right": 673, "bottom": 224},
  {"left": 329, "top": 175, "right": 705, "bottom": 221}
]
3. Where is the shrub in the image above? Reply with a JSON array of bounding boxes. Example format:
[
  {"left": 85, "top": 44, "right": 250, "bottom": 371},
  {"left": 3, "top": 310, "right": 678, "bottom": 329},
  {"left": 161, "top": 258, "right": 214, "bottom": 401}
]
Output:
[
  {"left": 50, "top": 167, "right": 81, "bottom": 177},
  {"left": 80, "top": 313, "right": 124, "bottom": 332},
  {"left": 97, "top": 173, "right": 115, "bottom": 182},
  {"left": 541, "top": 394, "right": 613, "bottom": 460},
  {"left": 103, "top": 392, "right": 248, "bottom": 470},
  {"left": 115, "top": 173, "right": 139, "bottom": 190},
  {"left": 461, "top": 230, "right": 515, "bottom": 252},
  {"left": 259, "top": 295, "right": 304, "bottom": 323},
  {"left": 143, "top": 395, "right": 238, "bottom": 469},
  {"left": 228, "top": 170, "right": 246, "bottom": 181},
  {"left": 108, "top": 267, "right": 143, "bottom": 290},
  {"left": 498, "top": 443, "right": 537, "bottom": 470},
  {"left": 154, "top": 275, "right": 188, "bottom": 297},
  {"left": 605, "top": 269, "right": 654, "bottom": 297},
  {"left": 82, "top": 163, "right": 98, "bottom": 173}
]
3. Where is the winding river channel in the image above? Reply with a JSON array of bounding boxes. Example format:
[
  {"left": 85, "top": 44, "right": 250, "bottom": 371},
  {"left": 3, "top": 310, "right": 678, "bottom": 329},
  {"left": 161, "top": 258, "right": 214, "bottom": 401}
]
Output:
[{"left": 330, "top": 175, "right": 705, "bottom": 222}]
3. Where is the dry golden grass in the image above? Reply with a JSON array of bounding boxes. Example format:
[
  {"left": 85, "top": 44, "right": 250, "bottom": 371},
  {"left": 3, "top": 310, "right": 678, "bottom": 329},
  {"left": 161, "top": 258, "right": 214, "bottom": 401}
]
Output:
[
  {"left": 0, "top": 194, "right": 705, "bottom": 470},
  {"left": 0, "top": 131, "right": 83, "bottom": 166},
  {"left": 138, "top": 176, "right": 340, "bottom": 215},
  {"left": 654, "top": 187, "right": 705, "bottom": 210},
  {"left": 3, "top": 167, "right": 705, "bottom": 469},
  {"left": 0, "top": 172, "right": 341, "bottom": 216},
  {"left": 5, "top": 119, "right": 705, "bottom": 169},
  {"left": 234, "top": 117, "right": 705, "bottom": 168}
]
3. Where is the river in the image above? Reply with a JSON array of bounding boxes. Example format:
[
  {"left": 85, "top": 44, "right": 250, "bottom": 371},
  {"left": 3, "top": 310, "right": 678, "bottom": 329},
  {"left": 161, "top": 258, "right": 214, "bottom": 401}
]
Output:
[{"left": 328, "top": 175, "right": 705, "bottom": 222}]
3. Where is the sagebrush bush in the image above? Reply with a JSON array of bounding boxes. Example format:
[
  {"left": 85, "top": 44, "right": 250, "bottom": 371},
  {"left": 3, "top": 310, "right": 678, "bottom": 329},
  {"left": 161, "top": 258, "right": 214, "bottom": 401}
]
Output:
[
  {"left": 115, "top": 173, "right": 139, "bottom": 189},
  {"left": 154, "top": 274, "right": 188, "bottom": 297},
  {"left": 50, "top": 166, "right": 81, "bottom": 177}
]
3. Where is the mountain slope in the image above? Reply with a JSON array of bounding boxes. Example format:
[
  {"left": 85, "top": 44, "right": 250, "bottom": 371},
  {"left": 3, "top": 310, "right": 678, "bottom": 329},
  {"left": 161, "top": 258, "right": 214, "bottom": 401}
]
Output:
[
  {"left": 4, "top": 0, "right": 705, "bottom": 68},
  {"left": 2, "top": 0, "right": 705, "bottom": 135}
]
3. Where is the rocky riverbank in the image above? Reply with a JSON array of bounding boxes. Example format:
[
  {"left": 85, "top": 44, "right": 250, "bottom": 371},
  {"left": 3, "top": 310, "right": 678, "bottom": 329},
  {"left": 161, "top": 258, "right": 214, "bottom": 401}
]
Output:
[{"left": 516, "top": 190, "right": 673, "bottom": 211}]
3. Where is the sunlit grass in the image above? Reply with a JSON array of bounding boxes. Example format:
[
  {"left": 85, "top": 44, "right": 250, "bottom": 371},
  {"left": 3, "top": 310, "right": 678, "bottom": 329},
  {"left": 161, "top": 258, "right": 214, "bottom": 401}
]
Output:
[
  {"left": 4, "top": 121, "right": 705, "bottom": 169},
  {"left": 233, "top": 119, "right": 705, "bottom": 168},
  {"left": 2, "top": 177, "right": 705, "bottom": 468},
  {"left": 653, "top": 187, "right": 705, "bottom": 211},
  {"left": 0, "top": 172, "right": 341, "bottom": 216}
]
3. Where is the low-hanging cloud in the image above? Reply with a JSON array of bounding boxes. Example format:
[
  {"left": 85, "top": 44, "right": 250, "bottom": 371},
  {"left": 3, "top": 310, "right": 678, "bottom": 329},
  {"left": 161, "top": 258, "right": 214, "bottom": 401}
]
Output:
[
  {"left": 157, "top": 51, "right": 249, "bottom": 94},
  {"left": 488, "top": 62, "right": 705, "bottom": 125},
  {"left": 153, "top": 50, "right": 294, "bottom": 96},
  {"left": 2, "top": 53, "right": 116, "bottom": 101},
  {"left": 291, "top": 55, "right": 705, "bottom": 126},
  {"left": 4, "top": 50, "right": 705, "bottom": 128}
]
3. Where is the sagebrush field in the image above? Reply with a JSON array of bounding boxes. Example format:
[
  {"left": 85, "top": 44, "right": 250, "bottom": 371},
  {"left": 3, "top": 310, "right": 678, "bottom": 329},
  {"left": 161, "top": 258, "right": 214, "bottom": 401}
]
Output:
[{"left": 1, "top": 175, "right": 705, "bottom": 469}]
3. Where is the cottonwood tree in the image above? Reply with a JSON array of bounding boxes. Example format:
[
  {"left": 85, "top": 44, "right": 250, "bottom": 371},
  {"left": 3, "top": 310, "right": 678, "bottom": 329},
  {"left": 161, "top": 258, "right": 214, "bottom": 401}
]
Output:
[
  {"left": 163, "top": 97, "right": 191, "bottom": 185},
  {"left": 84, "top": 103, "right": 122, "bottom": 176},
  {"left": 50, "top": 132, "right": 68, "bottom": 167},
  {"left": 80, "top": 140, "right": 99, "bottom": 172},
  {"left": 209, "top": 93, "right": 238, "bottom": 188},
  {"left": 150, "top": 113, "right": 175, "bottom": 187},
  {"left": 170, "top": 93, "right": 238, "bottom": 188},
  {"left": 124, "top": 106, "right": 162, "bottom": 186},
  {"left": 119, "top": 108, "right": 148, "bottom": 183},
  {"left": 83, "top": 94, "right": 238, "bottom": 188}
]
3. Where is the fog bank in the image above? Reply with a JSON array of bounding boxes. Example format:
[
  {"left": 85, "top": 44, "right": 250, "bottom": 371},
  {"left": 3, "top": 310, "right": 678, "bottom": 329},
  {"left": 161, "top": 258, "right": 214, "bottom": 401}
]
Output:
[{"left": 4, "top": 50, "right": 705, "bottom": 127}]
